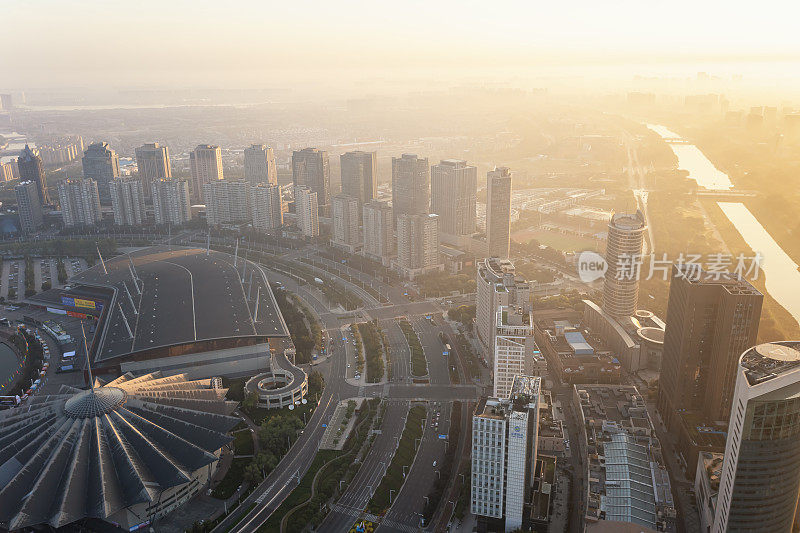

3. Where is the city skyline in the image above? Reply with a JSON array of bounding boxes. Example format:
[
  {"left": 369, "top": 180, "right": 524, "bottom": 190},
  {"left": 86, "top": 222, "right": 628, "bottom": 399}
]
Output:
[{"left": 2, "top": 4, "right": 800, "bottom": 531}]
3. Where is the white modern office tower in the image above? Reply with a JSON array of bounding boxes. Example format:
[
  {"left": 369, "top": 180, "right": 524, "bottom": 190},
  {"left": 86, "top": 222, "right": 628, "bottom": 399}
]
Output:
[
  {"left": 340, "top": 151, "right": 377, "bottom": 205},
  {"left": 493, "top": 305, "right": 545, "bottom": 399},
  {"left": 151, "top": 179, "right": 192, "bottom": 225},
  {"left": 251, "top": 183, "right": 283, "bottom": 231},
  {"left": 190, "top": 144, "right": 223, "bottom": 201},
  {"left": 603, "top": 210, "right": 647, "bottom": 319},
  {"left": 134, "top": 142, "right": 171, "bottom": 184},
  {"left": 292, "top": 148, "right": 330, "bottom": 216},
  {"left": 109, "top": 178, "right": 145, "bottom": 226},
  {"left": 396, "top": 213, "right": 441, "bottom": 278},
  {"left": 486, "top": 167, "right": 513, "bottom": 258},
  {"left": 295, "top": 186, "right": 319, "bottom": 237},
  {"left": 476, "top": 258, "right": 533, "bottom": 365},
  {"left": 57, "top": 178, "right": 101, "bottom": 227},
  {"left": 203, "top": 179, "right": 251, "bottom": 226},
  {"left": 712, "top": 342, "right": 800, "bottom": 533},
  {"left": 362, "top": 200, "right": 394, "bottom": 264},
  {"left": 15, "top": 181, "right": 43, "bottom": 234},
  {"left": 244, "top": 144, "right": 277, "bottom": 186},
  {"left": 332, "top": 194, "right": 361, "bottom": 250},
  {"left": 391, "top": 154, "right": 430, "bottom": 218},
  {"left": 81, "top": 141, "right": 120, "bottom": 203},
  {"left": 430, "top": 159, "right": 477, "bottom": 236},
  {"left": 472, "top": 375, "right": 541, "bottom": 532}
]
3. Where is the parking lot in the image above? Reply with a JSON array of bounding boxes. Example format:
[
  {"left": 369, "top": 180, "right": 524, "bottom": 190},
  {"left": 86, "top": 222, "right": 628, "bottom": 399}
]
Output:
[
  {"left": 0, "top": 257, "right": 88, "bottom": 301},
  {"left": 0, "top": 303, "right": 96, "bottom": 396}
]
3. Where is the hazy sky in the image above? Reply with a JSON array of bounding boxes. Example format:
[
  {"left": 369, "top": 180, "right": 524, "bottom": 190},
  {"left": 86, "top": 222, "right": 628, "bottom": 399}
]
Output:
[{"left": 3, "top": 0, "right": 800, "bottom": 88}]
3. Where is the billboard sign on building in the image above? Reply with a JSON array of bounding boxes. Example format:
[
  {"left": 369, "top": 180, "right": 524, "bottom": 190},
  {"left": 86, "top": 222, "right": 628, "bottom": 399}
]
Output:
[{"left": 61, "top": 296, "right": 102, "bottom": 311}]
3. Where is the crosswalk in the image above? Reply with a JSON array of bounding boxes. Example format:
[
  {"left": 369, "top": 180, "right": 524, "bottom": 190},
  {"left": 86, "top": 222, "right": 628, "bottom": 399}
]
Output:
[
  {"left": 328, "top": 506, "right": 418, "bottom": 533},
  {"left": 379, "top": 517, "right": 420, "bottom": 532}
]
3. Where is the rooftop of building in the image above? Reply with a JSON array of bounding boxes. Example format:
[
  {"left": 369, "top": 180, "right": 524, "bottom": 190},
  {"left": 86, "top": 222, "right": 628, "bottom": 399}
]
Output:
[
  {"left": 672, "top": 264, "right": 762, "bottom": 296},
  {"left": 29, "top": 246, "right": 288, "bottom": 364},
  {"left": 538, "top": 389, "right": 565, "bottom": 438},
  {"left": 609, "top": 209, "right": 646, "bottom": 231},
  {"left": 529, "top": 454, "right": 557, "bottom": 522},
  {"left": 475, "top": 375, "right": 541, "bottom": 418},
  {"left": 577, "top": 384, "right": 674, "bottom": 532},
  {"left": 0, "top": 372, "right": 238, "bottom": 530},
  {"left": 498, "top": 305, "right": 533, "bottom": 328},
  {"left": 740, "top": 341, "right": 800, "bottom": 385},
  {"left": 439, "top": 245, "right": 465, "bottom": 259},
  {"left": 699, "top": 451, "right": 724, "bottom": 492},
  {"left": 565, "top": 330, "right": 594, "bottom": 354},
  {"left": 563, "top": 206, "right": 615, "bottom": 221},
  {"left": 478, "top": 256, "right": 516, "bottom": 277}
]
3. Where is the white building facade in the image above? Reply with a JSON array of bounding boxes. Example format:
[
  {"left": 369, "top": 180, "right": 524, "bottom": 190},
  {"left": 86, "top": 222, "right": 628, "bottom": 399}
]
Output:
[
  {"left": 109, "top": 178, "right": 145, "bottom": 226},
  {"left": 362, "top": 200, "right": 394, "bottom": 264},
  {"left": 295, "top": 186, "right": 319, "bottom": 237},
  {"left": 493, "top": 305, "right": 545, "bottom": 399},
  {"left": 476, "top": 258, "right": 532, "bottom": 365},
  {"left": 471, "top": 376, "right": 541, "bottom": 532},
  {"left": 331, "top": 194, "right": 361, "bottom": 250},
  {"left": 251, "top": 183, "right": 283, "bottom": 231},
  {"left": 57, "top": 178, "right": 101, "bottom": 227},
  {"left": 152, "top": 179, "right": 191, "bottom": 225},
  {"left": 203, "top": 179, "right": 251, "bottom": 226}
]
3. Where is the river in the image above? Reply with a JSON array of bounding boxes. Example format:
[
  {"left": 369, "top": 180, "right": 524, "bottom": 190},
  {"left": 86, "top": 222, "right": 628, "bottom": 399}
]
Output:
[{"left": 647, "top": 124, "right": 800, "bottom": 328}]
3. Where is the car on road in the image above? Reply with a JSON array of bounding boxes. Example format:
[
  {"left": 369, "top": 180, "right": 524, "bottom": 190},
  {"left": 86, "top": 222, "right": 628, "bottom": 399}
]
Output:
[{"left": 432, "top": 460, "right": 437, "bottom": 467}]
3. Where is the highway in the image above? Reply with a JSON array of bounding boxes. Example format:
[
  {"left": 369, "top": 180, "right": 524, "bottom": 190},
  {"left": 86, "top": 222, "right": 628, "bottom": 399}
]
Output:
[{"left": 209, "top": 245, "right": 479, "bottom": 533}]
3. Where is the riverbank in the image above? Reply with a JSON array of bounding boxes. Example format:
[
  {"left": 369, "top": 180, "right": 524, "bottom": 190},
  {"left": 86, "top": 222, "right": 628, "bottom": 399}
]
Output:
[{"left": 646, "top": 124, "right": 800, "bottom": 339}]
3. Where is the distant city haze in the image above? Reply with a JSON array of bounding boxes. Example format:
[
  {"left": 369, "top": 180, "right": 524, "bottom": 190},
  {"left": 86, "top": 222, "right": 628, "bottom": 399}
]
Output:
[{"left": 3, "top": 0, "right": 800, "bottom": 95}]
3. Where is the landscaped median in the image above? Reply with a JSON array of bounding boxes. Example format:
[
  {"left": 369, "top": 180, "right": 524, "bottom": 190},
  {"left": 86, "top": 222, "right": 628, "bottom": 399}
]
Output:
[
  {"left": 256, "top": 399, "right": 382, "bottom": 533},
  {"left": 366, "top": 405, "right": 427, "bottom": 515},
  {"left": 357, "top": 321, "right": 385, "bottom": 383},
  {"left": 398, "top": 320, "right": 427, "bottom": 377}
]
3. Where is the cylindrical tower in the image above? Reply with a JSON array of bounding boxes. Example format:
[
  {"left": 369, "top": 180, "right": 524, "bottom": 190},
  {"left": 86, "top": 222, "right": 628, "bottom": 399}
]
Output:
[
  {"left": 713, "top": 342, "right": 800, "bottom": 532},
  {"left": 602, "top": 210, "right": 646, "bottom": 318}
]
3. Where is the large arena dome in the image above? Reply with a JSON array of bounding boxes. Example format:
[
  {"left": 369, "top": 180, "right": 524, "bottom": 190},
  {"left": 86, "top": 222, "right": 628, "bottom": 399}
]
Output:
[{"left": 0, "top": 372, "right": 238, "bottom": 530}]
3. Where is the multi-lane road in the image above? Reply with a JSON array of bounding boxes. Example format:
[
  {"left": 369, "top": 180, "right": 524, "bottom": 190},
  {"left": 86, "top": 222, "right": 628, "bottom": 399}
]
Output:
[{"left": 213, "top": 246, "right": 479, "bottom": 533}]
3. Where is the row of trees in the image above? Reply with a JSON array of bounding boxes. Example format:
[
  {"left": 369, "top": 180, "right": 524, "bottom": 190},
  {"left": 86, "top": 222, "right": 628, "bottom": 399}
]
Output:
[
  {"left": 272, "top": 286, "right": 320, "bottom": 364},
  {"left": 357, "top": 320, "right": 385, "bottom": 383}
]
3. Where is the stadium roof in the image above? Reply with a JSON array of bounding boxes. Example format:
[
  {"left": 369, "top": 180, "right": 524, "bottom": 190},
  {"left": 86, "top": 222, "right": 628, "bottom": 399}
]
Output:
[
  {"left": 0, "top": 372, "right": 238, "bottom": 530},
  {"left": 64, "top": 246, "right": 289, "bottom": 362}
]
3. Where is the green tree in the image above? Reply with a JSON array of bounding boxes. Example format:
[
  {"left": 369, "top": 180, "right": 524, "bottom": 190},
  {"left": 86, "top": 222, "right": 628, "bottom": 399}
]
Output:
[
  {"left": 242, "top": 391, "right": 258, "bottom": 411},
  {"left": 308, "top": 370, "right": 324, "bottom": 393}
]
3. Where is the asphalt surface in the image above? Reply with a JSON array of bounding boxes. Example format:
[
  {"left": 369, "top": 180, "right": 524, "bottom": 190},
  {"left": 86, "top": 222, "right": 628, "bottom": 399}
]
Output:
[
  {"left": 64, "top": 246, "right": 288, "bottom": 363},
  {"left": 207, "top": 244, "right": 479, "bottom": 533}
]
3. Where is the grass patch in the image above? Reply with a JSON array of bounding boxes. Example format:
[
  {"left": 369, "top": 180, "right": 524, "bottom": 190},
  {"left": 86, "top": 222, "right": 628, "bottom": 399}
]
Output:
[
  {"left": 358, "top": 321, "right": 385, "bottom": 383},
  {"left": 212, "top": 457, "right": 250, "bottom": 499},
  {"left": 258, "top": 399, "right": 380, "bottom": 532},
  {"left": 233, "top": 430, "right": 254, "bottom": 456},
  {"left": 415, "top": 270, "right": 476, "bottom": 298},
  {"left": 399, "top": 319, "right": 427, "bottom": 377},
  {"left": 367, "top": 405, "right": 426, "bottom": 515},
  {"left": 511, "top": 227, "right": 602, "bottom": 252}
]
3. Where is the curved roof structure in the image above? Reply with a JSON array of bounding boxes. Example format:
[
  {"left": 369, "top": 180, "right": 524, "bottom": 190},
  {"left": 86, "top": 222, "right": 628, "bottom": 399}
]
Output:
[
  {"left": 0, "top": 372, "right": 239, "bottom": 530},
  {"left": 28, "top": 246, "right": 290, "bottom": 365}
]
